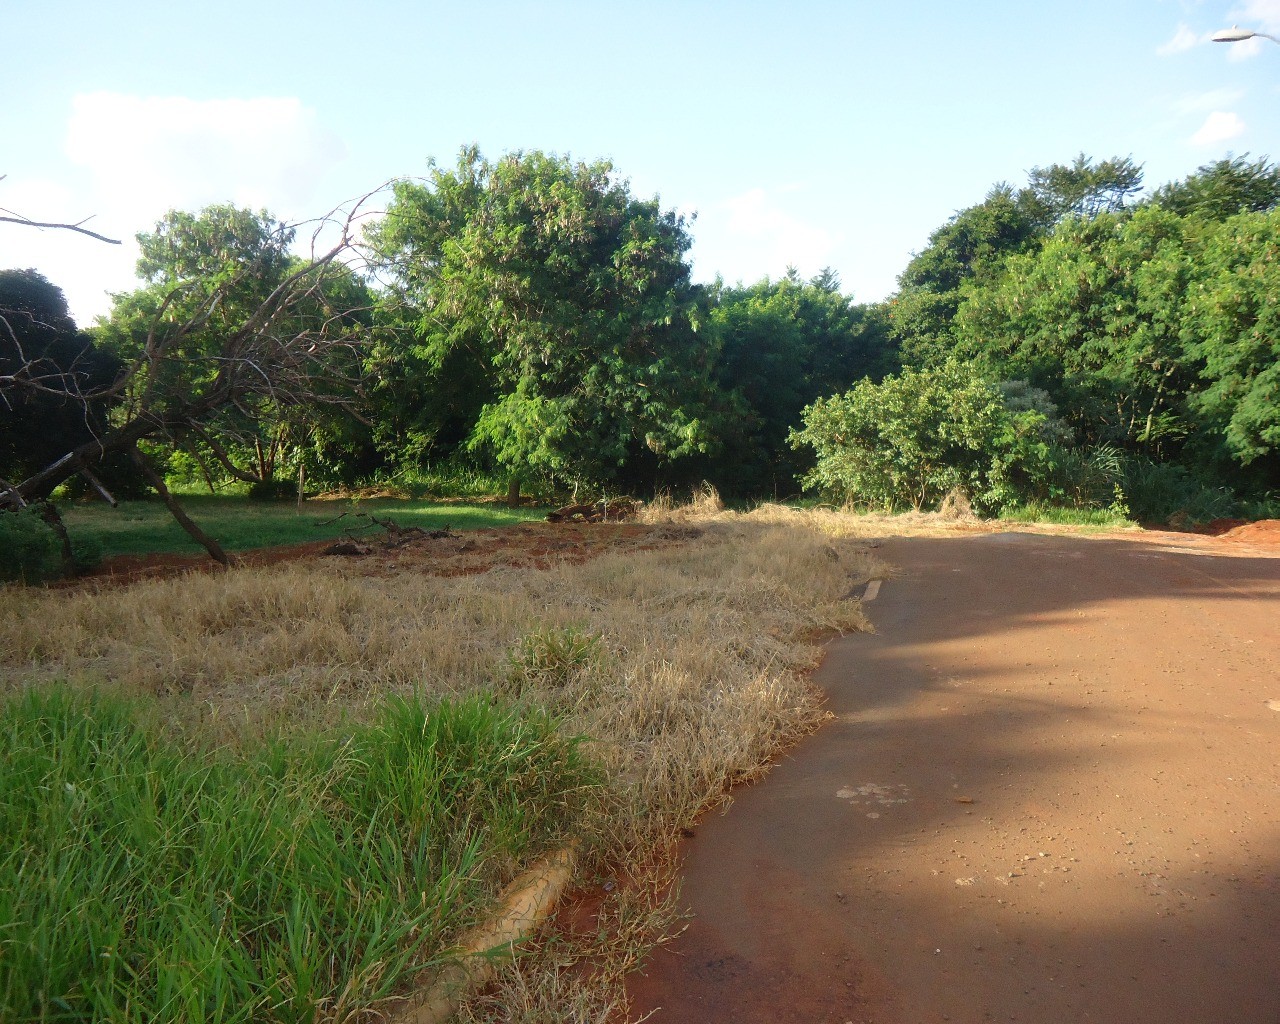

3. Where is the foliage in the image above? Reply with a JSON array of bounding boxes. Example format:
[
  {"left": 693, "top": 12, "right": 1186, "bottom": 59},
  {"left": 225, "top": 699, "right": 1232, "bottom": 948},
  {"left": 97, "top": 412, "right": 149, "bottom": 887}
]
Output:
[
  {"left": 0, "top": 686, "right": 592, "bottom": 1023},
  {"left": 953, "top": 206, "right": 1198, "bottom": 455},
  {"left": 951, "top": 204, "right": 1280, "bottom": 496},
  {"left": 703, "top": 270, "right": 895, "bottom": 496},
  {"left": 891, "top": 184, "right": 1047, "bottom": 365},
  {"left": 789, "top": 361, "right": 1061, "bottom": 513},
  {"left": 369, "top": 147, "right": 721, "bottom": 495},
  {"left": 93, "top": 204, "right": 374, "bottom": 492},
  {"left": 1027, "top": 153, "right": 1144, "bottom": 220},
  {"left": 1148, "top": 154, "right": 1280, "bottom": 220},
  {"left": 0, "top": 269, "right": 120, "bottom": 485},
  {"left": 891, "top": 156, "right": 1143, "bottom": 367},
  {"left": 1181, "top": 210, "right": 1280, "bottom": 473},
  {"left": 0, "top": 507, "right": 62, "bottom": 583}
]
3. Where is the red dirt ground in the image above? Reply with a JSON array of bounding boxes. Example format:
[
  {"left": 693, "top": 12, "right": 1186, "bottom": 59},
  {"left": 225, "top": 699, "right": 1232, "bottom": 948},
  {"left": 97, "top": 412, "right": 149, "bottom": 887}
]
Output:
[
  {"left": 69, "top": 519, "right": 703, "bottom": 588},
  {"left": 625, "top": 523, "right": 1280, "bottom": 1024}
]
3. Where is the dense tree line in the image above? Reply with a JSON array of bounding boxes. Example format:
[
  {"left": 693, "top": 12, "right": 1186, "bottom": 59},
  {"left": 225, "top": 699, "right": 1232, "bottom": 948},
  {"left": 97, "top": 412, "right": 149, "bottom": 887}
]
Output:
[{"left": 4, "top": 148, "right": 1277, "bottom": 549}]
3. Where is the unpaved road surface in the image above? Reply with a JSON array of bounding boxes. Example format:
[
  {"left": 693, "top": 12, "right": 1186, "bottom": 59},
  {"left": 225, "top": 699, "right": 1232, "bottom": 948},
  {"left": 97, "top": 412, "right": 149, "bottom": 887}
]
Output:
[{"left": 627, "top": 530, "right": 1280, "bottom": 1023}]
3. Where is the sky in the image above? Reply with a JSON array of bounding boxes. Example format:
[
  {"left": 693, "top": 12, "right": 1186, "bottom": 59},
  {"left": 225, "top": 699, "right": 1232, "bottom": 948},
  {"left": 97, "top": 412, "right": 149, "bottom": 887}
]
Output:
[{"left": 3, "top": 0, "right": 1280, "bottom": 326}]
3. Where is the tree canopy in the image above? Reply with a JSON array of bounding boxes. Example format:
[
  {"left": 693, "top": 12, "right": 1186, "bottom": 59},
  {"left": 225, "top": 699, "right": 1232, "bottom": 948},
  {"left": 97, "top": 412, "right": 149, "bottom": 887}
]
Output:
[{"left": 369, "top": 147, "right": 722, "bottom": 497}]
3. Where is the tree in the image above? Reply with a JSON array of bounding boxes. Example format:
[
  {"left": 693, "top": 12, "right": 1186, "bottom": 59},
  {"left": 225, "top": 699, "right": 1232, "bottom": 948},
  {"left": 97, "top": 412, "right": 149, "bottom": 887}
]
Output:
[
  {"left": 1148, "top": 154, "right": 1280, "bottom": 221},
  {"left": 1183, "top": 210, "right": 1280, "bottom": 480},
  {"left": 892, "top": 156, "right": 1144, "bottom": 368},
  {"left": 1027, "top": 153, "right": 1144, "bottom": 220},
  {"left": 952, "top": 207, "right": 1199, "bottom": 457},
  {"left": 96, "top": 205, "right": 373, "bottom": 495},
  {"left": 370, "top": 148, "right": 720, "bottom": 500},
  {"left": 1, "top": 200, "right": 375, "bottom": 565},
  {"left": 1, "top": 270, "right": 120, "bottom": 485},
  {"left": 703, "top": 270, "right": 894, "bottom": 496},
  {"left": 789, "top": 361, "right": 1057, "bottom": 513},
  {"left": 891, "top": 184, "right": 1048, "bottom": 364}
]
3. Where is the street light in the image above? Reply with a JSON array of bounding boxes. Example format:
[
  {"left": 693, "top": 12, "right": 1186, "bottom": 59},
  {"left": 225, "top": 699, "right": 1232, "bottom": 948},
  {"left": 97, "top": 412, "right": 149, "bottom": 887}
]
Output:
[{"left": 1212, "top": 25, "right": 1280, "bottom": 44}]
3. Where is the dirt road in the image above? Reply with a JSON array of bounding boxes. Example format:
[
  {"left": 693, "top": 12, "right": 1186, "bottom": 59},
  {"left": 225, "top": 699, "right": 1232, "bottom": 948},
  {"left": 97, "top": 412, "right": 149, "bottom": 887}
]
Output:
[{"left": 627, "top": 529, "right": 1280, "bottom": 1023}]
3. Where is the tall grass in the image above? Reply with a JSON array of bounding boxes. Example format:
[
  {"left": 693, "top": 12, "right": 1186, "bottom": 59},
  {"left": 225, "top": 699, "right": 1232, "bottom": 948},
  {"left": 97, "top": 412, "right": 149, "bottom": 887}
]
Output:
[
  {"left": 0, "top": 687, "right": 592, "bottom": 1023},
  {"left": 0, "top": 503, "right": 885, "bottom": 1020}
]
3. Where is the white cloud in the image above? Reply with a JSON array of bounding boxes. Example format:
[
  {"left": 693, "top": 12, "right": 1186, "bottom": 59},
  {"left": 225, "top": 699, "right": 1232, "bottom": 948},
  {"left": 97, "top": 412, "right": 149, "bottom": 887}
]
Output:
[
  {"left": 1190, "top": 110, "right": 1247, "bottom": 145},
  {"left": 65, "top": 93, "right": 347, "bottom": 225},
  {"left": 1230, "top": 0, "right": 1280, "bottom": 29},
  {"left": 1, "top": 93, "right": 348, "bottom": 325},
  {"left": 1174, "top": 87, "right": 1247, "bottom": 114},
  {"left": 690, "top": 186, "right": 837, "bottom": 285},
  {"left": 1158, "top": 23, "right": 1200, "bottom": 54}
]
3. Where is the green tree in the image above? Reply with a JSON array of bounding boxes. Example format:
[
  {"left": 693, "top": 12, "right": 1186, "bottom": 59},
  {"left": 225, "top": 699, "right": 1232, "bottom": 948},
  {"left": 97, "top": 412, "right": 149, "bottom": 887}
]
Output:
[
  {"left": 370, "top": 148, "right": 720, "bottom": 500},
  {"left": 95, "top": 205, "right": 373, "bottom": 494},
  {"left": 891, "top": 184, "right": 1048, "bottom": 365},
  {"left": 892, "top": 156, "right": 1144, "bottom": 368},
  {"left": 1149, "top": 154, "right": 1280, "bottom": 221},
  {"left": 1, "top": 269, "right": 120, "bottom": 486},
  {"left": 789, "top": 361, "right": 1057, "bottom": 513},
  {"left": 1183, "top": 210, "right": 1280, "bottom": 478},
  {"left": 952, "top": 206, "right": 1199, "bottom": 457},
  {"left": 4, "top": 202, "right": 374, "bottom": 564},
  {"left": 704, "top": 270, "right": 894, "bottom": 496},
  {"left": 1027, "top": 153, "right": 1144, "bottom": 220}
]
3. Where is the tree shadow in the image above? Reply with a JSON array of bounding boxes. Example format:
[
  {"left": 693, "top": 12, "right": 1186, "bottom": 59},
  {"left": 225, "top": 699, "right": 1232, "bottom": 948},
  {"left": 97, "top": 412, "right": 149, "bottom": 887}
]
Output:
[{"left": 627, "top": 530, "right": 1280, "bottom": 1024}]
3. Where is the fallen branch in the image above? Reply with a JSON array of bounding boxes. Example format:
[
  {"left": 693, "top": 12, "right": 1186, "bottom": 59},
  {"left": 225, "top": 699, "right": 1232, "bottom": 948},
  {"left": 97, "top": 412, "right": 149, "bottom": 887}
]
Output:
[
  {"left": 546, "top": 499, "right": 638, "bottom": 524},
  {"left": 315, "top": 511, "right": 455, "bottom": 552}
]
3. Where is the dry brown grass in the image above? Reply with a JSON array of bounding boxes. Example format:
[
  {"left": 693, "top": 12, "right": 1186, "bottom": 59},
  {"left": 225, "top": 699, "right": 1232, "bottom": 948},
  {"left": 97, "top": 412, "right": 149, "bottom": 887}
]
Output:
[
  {"left": 0, "top": 500, "right": 889, "bottom": 1020},
  {"left": 0, "top": 503, "right": 884, "bottom": 837}
]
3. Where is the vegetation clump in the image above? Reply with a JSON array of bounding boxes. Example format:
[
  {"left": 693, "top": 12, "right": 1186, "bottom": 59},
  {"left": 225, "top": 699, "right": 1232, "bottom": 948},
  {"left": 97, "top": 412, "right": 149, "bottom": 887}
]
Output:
[{"left": 0, "top": 686, "right": 591, "bottom": 1023}]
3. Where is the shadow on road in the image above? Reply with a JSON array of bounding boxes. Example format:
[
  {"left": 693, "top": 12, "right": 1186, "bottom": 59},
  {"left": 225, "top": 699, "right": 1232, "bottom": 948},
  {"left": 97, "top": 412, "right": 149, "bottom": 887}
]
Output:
[{"left": 628, "top": 530, "right": 1280, "bottom": 1024}]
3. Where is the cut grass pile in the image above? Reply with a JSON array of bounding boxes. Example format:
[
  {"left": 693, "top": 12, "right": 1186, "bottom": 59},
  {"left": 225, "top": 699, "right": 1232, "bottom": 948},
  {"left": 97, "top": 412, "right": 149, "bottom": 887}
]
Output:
[
  {"left": 0, "top": 687, "right": 591, "bottom": 1023},
  {"left": 0, "top": 501, "right": 885, "bottom": 1021},
  {"left": 60, "top": 496, "right": 546, "bottom": 560}
]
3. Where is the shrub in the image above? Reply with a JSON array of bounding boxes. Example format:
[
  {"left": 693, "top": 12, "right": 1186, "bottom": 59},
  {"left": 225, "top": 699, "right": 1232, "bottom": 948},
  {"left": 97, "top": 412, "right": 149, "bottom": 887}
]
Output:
[
  {"left": 789, "top": 361, "right": 1058, "bottom": 514},
  {"left": 247, "top": 477, "right": 296, "bottom": 502},
  {"left": 0, "top": 508, "right": 63, "bottom": 583}
]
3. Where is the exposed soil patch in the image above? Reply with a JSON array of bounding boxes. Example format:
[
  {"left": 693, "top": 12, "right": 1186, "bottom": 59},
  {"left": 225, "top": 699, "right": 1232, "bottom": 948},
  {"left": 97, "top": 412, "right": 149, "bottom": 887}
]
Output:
[
  {"left": 69, "top": 521, "right": 677, "bottom": 589},
  {"left": 627, "top": 529, "right": 1280, "bottom": 1023}
]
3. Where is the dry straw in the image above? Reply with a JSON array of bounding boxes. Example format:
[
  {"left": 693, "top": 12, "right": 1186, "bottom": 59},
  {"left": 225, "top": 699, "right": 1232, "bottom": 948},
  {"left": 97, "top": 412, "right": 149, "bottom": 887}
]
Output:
[{"left": 0, "top": 499, "right": 888, "bottom": 1017}]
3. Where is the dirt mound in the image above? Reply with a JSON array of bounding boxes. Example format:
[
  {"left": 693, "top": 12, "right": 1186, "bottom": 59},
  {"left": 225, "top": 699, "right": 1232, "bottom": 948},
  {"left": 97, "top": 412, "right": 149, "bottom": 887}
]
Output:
[{"left": 1219, "top": 518, "right": 1280, "bottom": 545}]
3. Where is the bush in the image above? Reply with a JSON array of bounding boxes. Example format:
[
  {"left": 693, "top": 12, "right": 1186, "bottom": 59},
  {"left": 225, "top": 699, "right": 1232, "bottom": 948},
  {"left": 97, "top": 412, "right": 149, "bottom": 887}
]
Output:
[
  {"left": 0, "top": 508, "right": 63, "bottom": 583},
  {"left": 1122, "top": 459, "right": 1241, "bottom": 523},
  {"left": 246, "top": 477, "right": 296, "bottom": 502},
  {"left": 789, "top": 361, "right": 1059, "bottom": 514}
]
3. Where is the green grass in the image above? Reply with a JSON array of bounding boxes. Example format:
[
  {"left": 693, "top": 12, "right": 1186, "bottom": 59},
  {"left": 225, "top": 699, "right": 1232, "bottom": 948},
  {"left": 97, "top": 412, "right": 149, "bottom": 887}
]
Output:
[
  {"left": 997, "top": 502, "right": 1136, "bottom": 529},
  {"left": 59, "top": 496, "right": 546, "bottom": 560},
  {"left": 0, "top": 686, "right": 594, "bottom": 1023}
]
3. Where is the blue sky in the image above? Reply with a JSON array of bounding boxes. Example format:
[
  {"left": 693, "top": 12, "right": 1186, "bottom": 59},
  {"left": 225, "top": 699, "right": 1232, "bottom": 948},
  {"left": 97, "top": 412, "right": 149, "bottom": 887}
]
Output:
[{"left": 4, "top": 0, "right": 1279, "bottom": 324}]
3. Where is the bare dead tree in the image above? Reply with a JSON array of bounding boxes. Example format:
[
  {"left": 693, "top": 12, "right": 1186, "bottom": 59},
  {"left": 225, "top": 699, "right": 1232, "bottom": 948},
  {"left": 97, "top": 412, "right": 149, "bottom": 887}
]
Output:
[{"left": 0, "top": 190, "right": 387, "bottom": 567}]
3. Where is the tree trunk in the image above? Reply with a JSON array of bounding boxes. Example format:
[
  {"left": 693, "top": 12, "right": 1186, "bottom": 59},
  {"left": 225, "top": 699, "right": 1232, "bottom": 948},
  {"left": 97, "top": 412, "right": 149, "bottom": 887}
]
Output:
[
  {"left": 131, "top": 449, "right": 230, "bottom": 567},
  {"left": 506, "top": 475, "right": 521, "bottom": 509},
  {"left": 36, "top": 501, "right": 77, "bottom": 578},
  {"left": 297, "top": 462, "right": 306, "bottom": 512}
]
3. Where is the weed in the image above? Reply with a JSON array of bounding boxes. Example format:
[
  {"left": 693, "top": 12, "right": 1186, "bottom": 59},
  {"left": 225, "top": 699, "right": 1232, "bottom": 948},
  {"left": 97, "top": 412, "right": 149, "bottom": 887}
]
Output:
[{"left": 0, "top": 686, "right": 592, "bottom": 1023}]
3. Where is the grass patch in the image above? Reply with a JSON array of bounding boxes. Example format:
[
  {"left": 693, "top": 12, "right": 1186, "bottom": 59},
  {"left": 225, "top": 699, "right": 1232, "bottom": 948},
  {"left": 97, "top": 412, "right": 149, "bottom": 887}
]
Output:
[
  {"left": 59, "top": 496, "right": 546, "bottom": 560},
  {"left": 997, "top": 502, "right": 1136, "bottom": 529},
  {"left": 1, "top": 502, "right": 887, "bottom": 1020},
  {"left": 0, "top": 686, "right": 592, "bottom": 1023}
]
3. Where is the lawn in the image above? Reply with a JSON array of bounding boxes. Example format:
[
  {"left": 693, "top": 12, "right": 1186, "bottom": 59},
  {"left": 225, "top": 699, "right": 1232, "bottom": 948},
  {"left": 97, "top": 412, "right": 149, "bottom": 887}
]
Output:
[{"left": 60, "top": 495, "right": 547, "bottom": 559}]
